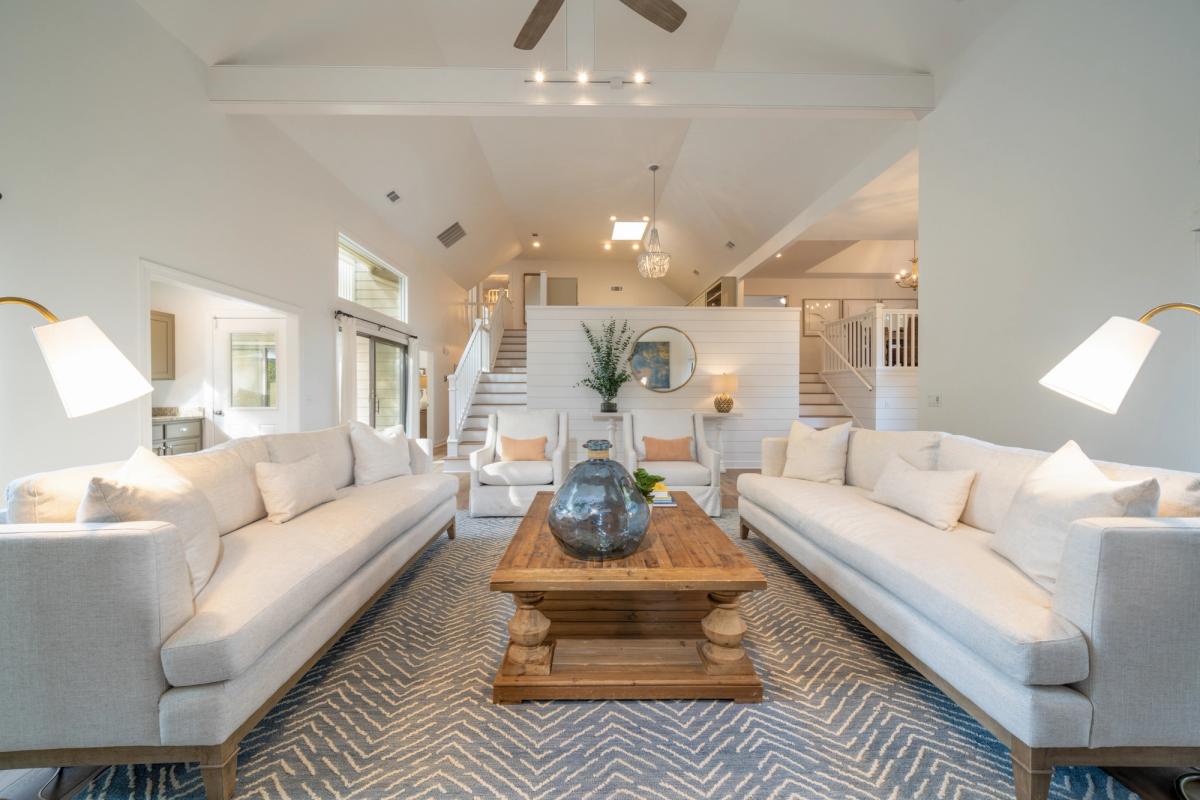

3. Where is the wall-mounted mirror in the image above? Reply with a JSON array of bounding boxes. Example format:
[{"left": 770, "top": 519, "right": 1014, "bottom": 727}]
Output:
[{"left": 629, "top": 326, "right": 696, "bottom": 393}]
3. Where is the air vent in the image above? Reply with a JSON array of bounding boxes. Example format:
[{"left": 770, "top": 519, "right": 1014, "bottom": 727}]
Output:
[
  {"left": 725, "top": 241, "right": 736, "bottom": 249},
  {"left": 386, "top": 190, "right": 400, "bottom": 203},
  {"left": 437, "top": 222, "right": 467, "bottom": 249},
  {"left": 610, "top": 285, "right": 624, "bottom": 292}
]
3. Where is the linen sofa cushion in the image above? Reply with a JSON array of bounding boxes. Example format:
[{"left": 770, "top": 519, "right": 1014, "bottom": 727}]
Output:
[
  {"left": 5, "top": 460, "right": 121, "bottom": 523},
  {"left": 937, "top": 435, "right": 1047, "bottom": 533},
  {"left": 255, "top": 454, "right": 337, "bottom": 523},
  {"left": 783, "top": 421, "right": 850, "bottom": 484},
  {"left": 738, "top": 474, "right": 1088, "bottom": 685},
  {"left": 846, "top": 429, "right": 943, "bottom": 490},
  {"left": 991, "top": 441, "right": 1159, "bottom": 590},
  {"left": 76, "top": 447, "right": 222, "bottom": 596},
  {"left": 1093, "top": 459, "right": 1200, "bottom": 517},
  {"left": 870, "top": 456, "right": 976, "bottom": 531},
  {"left": 350, "top": 422, "right": 412, "bottom": 485},
  {"left": 160, "top": 472, "right": 459, "bottom": 686},
  {"left": 500, "top": 435, "right": 548, "bottom": 462},
  {"left": 264, "top": 424, "right": 354, "bottom": 489},
  {"left": 640, "top": 460, "right": 711, "bottom": 487},
  {"left": 630, "top": 411, "right": 695, "bottom": 460},
  {"left": 643, "top": 436, "right": 694, "bottom": 462},
  {"left": 496, "top": 411, "right": 558, "bottom": 459},
  {"left": 478, "top": 460, "right": 554, "bottom": 486},
  {"left": 164, "top": 440, "right": 267, "bottom": 534}
]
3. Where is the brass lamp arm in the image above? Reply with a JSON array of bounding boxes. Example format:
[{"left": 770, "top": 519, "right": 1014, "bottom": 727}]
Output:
[
  {"left": 1137, "top": 303, "right": 1200, "bottom": 324},
  {"left": 0, "top": 296, "right": 60, "bottom": 323}
]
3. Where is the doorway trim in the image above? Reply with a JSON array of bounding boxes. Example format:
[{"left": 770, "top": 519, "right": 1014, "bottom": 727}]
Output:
[{"left": 137, "top": 259, "right": 302, "bottom": 451}]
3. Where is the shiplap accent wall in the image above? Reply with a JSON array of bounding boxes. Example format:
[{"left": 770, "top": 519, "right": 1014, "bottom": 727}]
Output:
[
  {"left": 526, "top": 306, "right": 801, "bottom": 468},
  {"left": 824, "top": 369, "right": 919, "bottom": 431}
]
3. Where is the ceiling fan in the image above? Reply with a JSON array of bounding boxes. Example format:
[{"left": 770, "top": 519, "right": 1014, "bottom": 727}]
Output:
[{"left": 515, "top": 0, "right": 687, "bottom": 50}]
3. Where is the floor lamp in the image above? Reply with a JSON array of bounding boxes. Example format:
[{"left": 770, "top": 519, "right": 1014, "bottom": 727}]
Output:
[
  {"left": 1, "top": 296, "right": 152, "bottom": 417},
  {"left": 1039, "top": 303, "right": 1200, "bottom": 800}
]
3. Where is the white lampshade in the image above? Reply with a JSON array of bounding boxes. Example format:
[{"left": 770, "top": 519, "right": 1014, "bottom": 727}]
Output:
[
  {"left": 32, "top": 316, "right": 153, "bottom": 418},
  {"left": 713, "top": 373, "right": 739, "bottom": 394},
  {"left": 1038, "top": 316, "right": 1160, "bottom": 414}
]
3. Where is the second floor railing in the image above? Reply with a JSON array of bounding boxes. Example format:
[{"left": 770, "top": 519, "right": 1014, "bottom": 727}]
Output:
[{"left": 821, "top": 304, "right": 919, "bottom": 378}]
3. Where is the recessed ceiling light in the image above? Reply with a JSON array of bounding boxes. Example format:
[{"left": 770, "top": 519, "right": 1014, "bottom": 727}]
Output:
[
  {"left": 609, "top": 215, "right": 617, "bottom": 222},
  {"left": 611, "top": 220, "right": 648, "bottom": 241},
  {"left": 577, "top": 71, "right": 589, "bottom": 84},
  {"left": 642, "top": 215, "right": 650, "bottom": 222},
  {"left": 532, "top": 241, "right": 541, "bottom": 248},
  {"left": 775, "top": 253, "right": 783, "bottom": 259},
  {"left": 778, "top": 297, "right": 787, "bottom": 305},
  {"left": 632, "top": 243, "right": 640, "bottom": 251},
  {"left": 633, "top": 71, "right": 647, "bottom": 84},
  {"left": 534, "top": 70, "right": 546, "bottom": 83},
  {"left": 603, "top": 242, "right": 612, "bottom": 251}
]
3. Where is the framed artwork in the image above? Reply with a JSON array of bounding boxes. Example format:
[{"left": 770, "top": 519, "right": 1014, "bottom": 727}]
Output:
[
  {"left": 843, "top": 298, "right": 918, "bottom": 318},
  {"left": 631, "top": 340, "right": 671, "bottom": 389},
  {"left": 802, "top": 299, "right": 842, "bottom": 337}
]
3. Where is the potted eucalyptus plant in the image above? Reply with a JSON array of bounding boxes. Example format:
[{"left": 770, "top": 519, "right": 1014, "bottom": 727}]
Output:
[{"left": 577, "top": 318, "right": 634, "bottom": 413}]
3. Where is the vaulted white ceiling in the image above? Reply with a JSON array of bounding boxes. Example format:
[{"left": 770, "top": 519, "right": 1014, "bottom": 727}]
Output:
[{"left": 137, "top": 0, "right": 1013, "bottom": 296}]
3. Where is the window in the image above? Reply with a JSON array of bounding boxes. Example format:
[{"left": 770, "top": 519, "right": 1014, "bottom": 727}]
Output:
[{"left": 338, "top": 237, "right": 407, "bottom": 322}]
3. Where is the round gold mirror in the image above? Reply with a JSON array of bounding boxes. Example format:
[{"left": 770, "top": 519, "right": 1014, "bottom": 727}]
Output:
[{"left": 629, "top": 326, "right": 696, "bottom": 393}]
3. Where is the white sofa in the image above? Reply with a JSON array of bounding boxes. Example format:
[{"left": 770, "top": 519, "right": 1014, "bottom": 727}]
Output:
[
  {"left": 469, "top": 410, "right": 568, "bottom": 517},
  {"left": 0, "top": 424, "right": 458, "bottom": 800},
  {"left": 621, "top": 410, "right": 721, "bottom": 516},
  {"left": 737, "top": 428, "right": 1200, "bottom": 800}
]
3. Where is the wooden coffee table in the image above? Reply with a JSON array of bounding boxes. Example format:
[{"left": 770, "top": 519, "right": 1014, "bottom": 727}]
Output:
[{"left": 490, "top": 491, "right": 768, "bottom": 704}]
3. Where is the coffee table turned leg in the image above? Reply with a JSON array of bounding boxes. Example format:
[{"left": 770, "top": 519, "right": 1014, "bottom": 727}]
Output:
[
  {"left": 504, "top": 591, "right": 553, "bottom": 677},
  {"left": 699, "top": 591, "right": 751, "bottom": 676}
]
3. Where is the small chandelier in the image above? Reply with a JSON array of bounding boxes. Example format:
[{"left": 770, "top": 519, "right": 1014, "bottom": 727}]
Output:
[
  {"left": 895, "top": 240, "right": 919, "bottom": 290},
  {"left": 637, "top": 164, "right": 671, "bottom": 279}
]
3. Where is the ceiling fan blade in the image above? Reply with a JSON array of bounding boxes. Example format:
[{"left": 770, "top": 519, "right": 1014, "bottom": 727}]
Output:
[
  {"left": 514, "top": 0, "right": 565, "bottom": 50},
  {"left": 617, "top": 0, "right": 687, "bottom": 33}
]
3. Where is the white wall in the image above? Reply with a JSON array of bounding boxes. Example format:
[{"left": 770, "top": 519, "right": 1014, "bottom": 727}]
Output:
[
  {"left": 742, "top": 276, "right": 916, "bottom": 372},
  {"left": 918, "top": 0, "right": 1200, "bottom": 470},
  {"left": 0, "top": 0, "right": 469, "bottom": 487},
  {"left": 526, "top": 306, "right": 800, "bottom": 468},
  {"left": 507, "top": 259, "right": 687, "bottom": 325}
]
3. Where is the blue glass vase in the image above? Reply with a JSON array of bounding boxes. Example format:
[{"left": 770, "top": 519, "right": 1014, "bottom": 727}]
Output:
[{"left": 548, "top": 439, "right": 651, "bottom": 561}]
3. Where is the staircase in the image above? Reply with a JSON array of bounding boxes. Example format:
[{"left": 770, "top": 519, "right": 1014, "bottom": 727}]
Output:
[
  {"left": 799, "top": 372, "right": 854, "bottom": 428},
  {"left": 445, "top": 329, "right": 527, "bottom": 471}
]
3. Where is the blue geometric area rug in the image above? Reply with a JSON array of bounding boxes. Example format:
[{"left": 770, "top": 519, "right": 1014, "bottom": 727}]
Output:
[{"left": 78, "top": 512, "right": 1135, "bottom": 800}]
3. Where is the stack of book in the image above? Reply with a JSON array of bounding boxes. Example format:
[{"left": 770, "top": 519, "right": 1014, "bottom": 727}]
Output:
[{"left": 650, "top": 482, "right": 676, "bottom": 508}]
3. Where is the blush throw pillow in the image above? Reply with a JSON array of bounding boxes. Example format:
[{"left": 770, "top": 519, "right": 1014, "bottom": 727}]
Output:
[
  {"left": 77, "top": 446, "right": 221, "bottom": 596},
  {"left": 991, "top": 440, "right": 1160, "bottom": 590},
  {"left": 500, "top": 435, "right": 548, "bottom": 461},
  {"left": 643, "top": 436, "right": 694, "bottom": 462},
  {"left": 350, "top": 422, "right": 412, "bottom": 485},
  {"left": 870, "top": 455, "right": 977, "bottom": 531},
  {"left": 255, "top": 453, "right": 337, "bottom": 523},
  {"left": 782, "top": 421, "right": 851, "bottom": 484}
]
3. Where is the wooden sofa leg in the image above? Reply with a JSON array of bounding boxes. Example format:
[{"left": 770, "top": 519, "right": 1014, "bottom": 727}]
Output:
[
  {"left": 1011, "top": 744, "right": 1051, "bottom": 800},
  {"left": 739, "top": 519, "right": 751, "bottom": 540},
  {"left": 200, "top": 747, "right": 238, "bottom": 800},
  {"left": 447, "top": 519, "right": 456, "bottom": 540}
]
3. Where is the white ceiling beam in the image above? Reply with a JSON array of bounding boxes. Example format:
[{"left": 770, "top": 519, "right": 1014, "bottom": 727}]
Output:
[
  {"left": 206, "top": 66, "right": 933, "bottom": 119},
  {"left": 565, "top": 0, "right": 595, "bottom": 74},
  {"left": 727, "top": 125, "right": 921, "bottom": 280}
]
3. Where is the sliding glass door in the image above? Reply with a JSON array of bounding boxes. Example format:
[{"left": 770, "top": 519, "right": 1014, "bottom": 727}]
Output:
[{"left": 356, "top": 333, "right": 408, "bottom": 430}]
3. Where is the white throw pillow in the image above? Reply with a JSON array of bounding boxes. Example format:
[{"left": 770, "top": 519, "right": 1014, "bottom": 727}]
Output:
[
  {"left": 255, "top": 453, "right": 337, "bottom": 523},
  {"left": 77, "top": 446, "right": 221, "bottom": 596},
  {"left": 870, "top": 455, "right": 977, "bottom": 531},
  {"left": 991, "top": 440, "right": 1160, "bottom": 590},
  {"left": 349, "top": 422, "right": 412, "bottom": 485},
  {"left": 782, "top": 421, "right": 851, "bottom": 484}
]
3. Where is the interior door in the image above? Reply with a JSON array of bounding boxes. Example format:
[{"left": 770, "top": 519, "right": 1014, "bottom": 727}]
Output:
[{"left": 213, "top": 317, "right": 287, "bottom": 439}]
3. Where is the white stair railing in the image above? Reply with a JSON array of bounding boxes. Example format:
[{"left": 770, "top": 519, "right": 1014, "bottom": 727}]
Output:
[
  {"left": 820, "top": 303, "right": 920, "bottom": 388},
  {"left": 446, "top": 294, "right": 515, "bottom": 457}
]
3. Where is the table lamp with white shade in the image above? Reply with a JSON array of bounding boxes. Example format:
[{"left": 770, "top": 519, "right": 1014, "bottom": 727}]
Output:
[
  {"left": 2, "top": 296, "right": 153, "bottom": 417},
  {"left": 713, "top": 372, "right": 738, "bottom": 413}
]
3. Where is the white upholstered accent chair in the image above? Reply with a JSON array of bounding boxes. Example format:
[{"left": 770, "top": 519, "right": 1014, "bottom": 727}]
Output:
[
  {"left": 620, "top": 410, "right": 721, "bottom": 516},
  {"left": 469, "top": 410, "right": 568, "bottom": 517}
]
